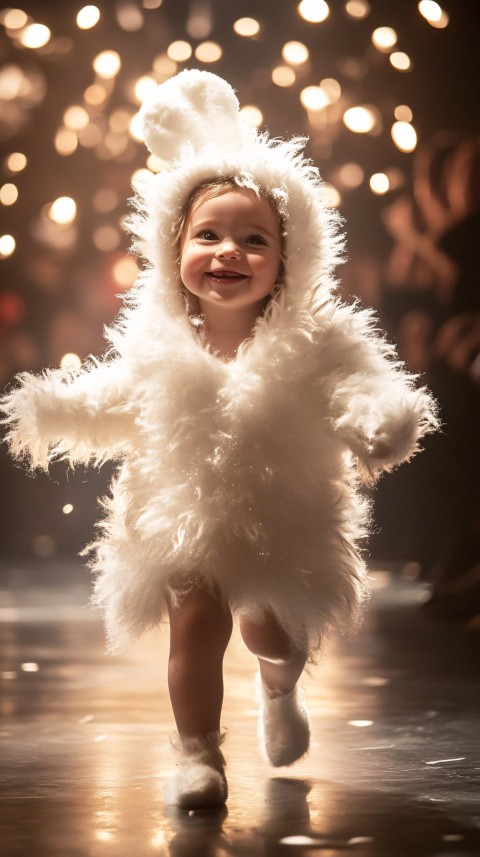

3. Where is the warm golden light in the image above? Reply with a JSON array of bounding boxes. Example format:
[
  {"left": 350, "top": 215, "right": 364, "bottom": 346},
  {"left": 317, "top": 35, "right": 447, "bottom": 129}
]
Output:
[
  {"left": 49, "top": 197, "right": 77, "bottom": 224},
  {"left": 282, "top": 41, "right": 309, "bottom": 64},
  {"left": 391, "top": 121, "right": 418, "bottom": 153},
  {"left": 63, "top": 105, "right": 90, "bottom": 130},
  {"left": 323, "top": 183, "right": 341, "bottom": 208},
  {"left": 167, "top": 40, "right": 192, "bottom": 62},
  {"left": 93, "top": 225, "right": 121, "bottom": 252},
  {"left": 239, "top": 105, "right": 263, "bottom": 127},
  {"left": 84, "top": 83, "right": 107, "bottom": 105},
  {"left": 60, "top": 353, "right": 81, "bottom": 369},
  {"left": 62, "top": 503, "right": 74, "bottom": 514},
  {"left": 93, "top": 50, "right": 121, "bottom": 78},
  {"left": 0, "top": 183, "right": 19, "bottom": 205},
  {"left": 345, "top": 0, "right": 370, "bottom": 17},
  {"left": 2, "top": 9, "right": 28, "bottom": 29},
  {"left": 369, "top": 172, "right": 390, "bottom": 194},
  {"left": 389, "top": 51, "right": 411, "bottom": 71},
  {"left": 337, "top": 163, "right": 364, "bottom": 188},
  {"left": 394, "top": 104, "right": 413, "bottom": 122},
  {"left": 272, "top": 66, "right": 296, "bottom": 87},
  {"left": 21, "top": 662, "right": 39, "bottom": 672},
  {"left": 300, "top": 86, "right": 329, "bottom": 111},
  {"left": 418, "top": 1, "right": 443, "bottom": 23},
  {"left": 343, "top": 105, "right": 378, "bottom": 133},
  {"left": 116, "top": 3, "right": 144, "bottom": 31},
  {"left": 194, "top": 41, "right": 222, "bottom": 62},
  {"left": 298, "top": 0, "right": 330, "bottom": 23},
  {"left": 113, "top": 255, "right": 139, "bottom": 288},
  {"left": 320, "top": 77, "right": 341, "bottom": 101},
  {"left": 153, "top": 53, "right": 177, "bottom": 76},
  {"left": 0, "top": 235, "right": 16, "bottom": 257},
  {"left": 134, "top": 75, "right": 157, "bottom": 102},
  {"left": 233, "top": 17, "right": 260, "bottom": 37},
  {"left": 5, "top": 152, "right": 27, "bottom": 172},
  {"left": 129, "top": 113, "right": 145, "bottom": 142},
  {"left": 19, "top": 23, "right": 51, "bottom": 49},
  {"left": 76, "top": 6, "right": 101, "bottom": 29},
  {"left": 371, "top": 26, "right": 397, "bottom": 51}
]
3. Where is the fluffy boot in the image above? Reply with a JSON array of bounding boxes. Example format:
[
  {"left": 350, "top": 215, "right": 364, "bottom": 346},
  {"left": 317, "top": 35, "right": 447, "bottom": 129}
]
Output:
[
  {"left": 165, "top": 732, "right": 228, "bottom": 810},
  {"left": 257, "top": 676, "right": 310, "bottom": 767}
]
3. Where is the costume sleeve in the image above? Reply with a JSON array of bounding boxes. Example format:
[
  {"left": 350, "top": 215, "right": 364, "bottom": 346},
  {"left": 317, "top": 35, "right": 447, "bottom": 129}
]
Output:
[
  {"left": 1, "top": 358, "right": 138, "bottom": 469},
  {"left": 325, "top": 302, "right": 439, "bottom": 483}
]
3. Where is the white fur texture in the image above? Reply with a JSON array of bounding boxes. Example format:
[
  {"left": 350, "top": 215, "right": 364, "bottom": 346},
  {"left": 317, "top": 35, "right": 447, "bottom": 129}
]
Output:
[
  {"left": 0, "top": 70, "right": 439, "bottom": 654},
  {"left": 165, "top": 731, "right": 227, "bottom": 809},
  {"left": 257, "top": 676, "right": 311, "bottom": 767}
]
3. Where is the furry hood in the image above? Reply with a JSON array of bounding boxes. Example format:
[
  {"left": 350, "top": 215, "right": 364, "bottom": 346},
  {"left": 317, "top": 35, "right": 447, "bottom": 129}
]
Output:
[{"left": 113, "top": 69, "right": 345, "bottom": 354}]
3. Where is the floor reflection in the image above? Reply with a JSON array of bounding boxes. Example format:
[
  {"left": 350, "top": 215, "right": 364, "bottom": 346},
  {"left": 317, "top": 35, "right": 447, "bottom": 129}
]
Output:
[{"left": 1, "top": 564, "right": 479, "bottom": 856}]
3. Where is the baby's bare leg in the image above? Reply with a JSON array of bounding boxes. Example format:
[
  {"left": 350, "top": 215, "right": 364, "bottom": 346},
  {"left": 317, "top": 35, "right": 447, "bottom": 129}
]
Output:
[
  {"left": 239, "top": 611, "right": 307, "bottom": 693},
  {"left": 166, "top": 585, "right": 233, "bottom": 739}
]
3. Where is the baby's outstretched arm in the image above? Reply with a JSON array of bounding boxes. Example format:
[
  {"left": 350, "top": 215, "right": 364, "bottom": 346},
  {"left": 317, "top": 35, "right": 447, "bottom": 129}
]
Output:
[
  {"left": 1, "top": 358, "right": 137, "bottom": 469},
  {"left": 325, "top": 303, "right": 439, "bottom": 483}
]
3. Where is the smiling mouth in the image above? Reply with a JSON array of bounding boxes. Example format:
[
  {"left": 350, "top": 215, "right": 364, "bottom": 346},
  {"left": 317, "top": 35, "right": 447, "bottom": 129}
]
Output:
[{"left": 206, "top": 270, "right": 248, "bottom": 283}]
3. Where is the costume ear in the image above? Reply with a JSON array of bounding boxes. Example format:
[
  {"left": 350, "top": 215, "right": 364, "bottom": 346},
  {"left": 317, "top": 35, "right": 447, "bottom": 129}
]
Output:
[{"left": 138, "top": 69, "right": 247, "bottom": 164}]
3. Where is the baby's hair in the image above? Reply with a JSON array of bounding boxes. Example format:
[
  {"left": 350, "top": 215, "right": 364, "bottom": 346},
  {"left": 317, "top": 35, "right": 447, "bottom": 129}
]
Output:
[{"left": 173, "top": 176, "right": 286, "bottom": 320}]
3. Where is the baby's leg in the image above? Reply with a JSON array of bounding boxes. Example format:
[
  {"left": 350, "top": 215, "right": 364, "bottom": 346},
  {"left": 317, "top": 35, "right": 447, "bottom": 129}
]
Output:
[
  {"left": 166, "top": 584, "right": 233, "bottom": 739},
  {"left": 239, "top": 611, "right": 307, "bottom": 693},
  {"left": 165, "top": 584, "right": 232, "bottom": 809},
  {"left": 239, "top": 612, "right": 310, "bottom": 767}
]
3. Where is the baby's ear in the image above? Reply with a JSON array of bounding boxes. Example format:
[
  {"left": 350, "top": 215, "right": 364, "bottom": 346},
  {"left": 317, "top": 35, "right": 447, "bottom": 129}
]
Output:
[{"left": 137, "top": 69, "right": 249, "bottom": 164}]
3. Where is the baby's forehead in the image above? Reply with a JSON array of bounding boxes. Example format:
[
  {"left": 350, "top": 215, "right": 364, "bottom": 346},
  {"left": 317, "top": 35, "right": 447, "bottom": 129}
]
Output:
[{"left": 189, "top": 187, "right": 278, "bottom": 225}]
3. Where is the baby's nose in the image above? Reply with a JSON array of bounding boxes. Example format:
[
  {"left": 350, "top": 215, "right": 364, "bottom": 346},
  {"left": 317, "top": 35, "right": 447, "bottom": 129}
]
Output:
[{"left": 216, "top": 238, "right": 241, "bottom": 258}]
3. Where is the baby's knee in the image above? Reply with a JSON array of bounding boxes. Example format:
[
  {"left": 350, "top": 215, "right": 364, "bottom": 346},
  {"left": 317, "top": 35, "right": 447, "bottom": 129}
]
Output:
[{"left": 239, "top": 613, "right": 295, "bottom": 664}]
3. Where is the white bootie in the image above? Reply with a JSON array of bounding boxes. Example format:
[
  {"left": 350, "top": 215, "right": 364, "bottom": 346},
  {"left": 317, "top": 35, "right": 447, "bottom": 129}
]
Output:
[
  {"left": 165, "top": 732, "right": 228, "bottom": 810},
  {"left": 257, "top": 676, "right": 310, "bottom": 767}
]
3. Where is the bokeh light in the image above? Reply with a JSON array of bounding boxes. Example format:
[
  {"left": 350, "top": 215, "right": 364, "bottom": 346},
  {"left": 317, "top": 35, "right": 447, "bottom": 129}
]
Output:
[
  {"left": 418, "top": 1, "right": 449, "bottom": 28},
  {"left": 93, "top": 51, "right": 121, "bottom": 78},
  {"left": 233, "top": 18, "right": 260, "bottom": 37},
  {"left": 76, "top": 6, "right": 101, "bottom": 30},
  {"left": 18, "top": 24, "right": 51, "bottom": 49},
  {"left": 300, "top": 86, "right": 329, "bottom": 111},
  {"left": 0, "top": 183, "right": 19, "bottom": 205},
  {"left": 194, "top": 41, "right": 222, "bottom": 63},
  {"left": 0, "top": 234, "right": 16, "bottom": 258},
  {"left": 272, "top": 66, "right": 296, "bottom": 87},
  {"left": 1, "top": 9, "right": 28, "bottom": 29},
  {"left": 282, "top": 41, "right": 309, "bottom": 65},
  {"left": 344, "top": 1, "right": 371, "bottom": 18},
  {"left": 391, "top": 121, "right": 418, "bottom": 153},
  {"left": 390, "top": 52, "right": 412, "bottom": 71},
  {"left": 60, "top": 353, "right": 81, "bottom": 369},
  {"left": 371, "top": 27, "right": 397, "bottom": 51},
  {"left": 239, "top": 105, "right": 263, "bottom": 127},
  {"left": 369, "top": 172, "right": 390, "bottom": 194},
  {"left": 167, "top": 40, "right": 192, "bottom": 62},
  {"left": 298, "top": 1, "right": 330, "bottom": 24},
  {"left": 343, "top": 105, "right": 379, "bottom": 134},
  {"left": 49, "top": 197, "right": 77, "bottom": 225}
]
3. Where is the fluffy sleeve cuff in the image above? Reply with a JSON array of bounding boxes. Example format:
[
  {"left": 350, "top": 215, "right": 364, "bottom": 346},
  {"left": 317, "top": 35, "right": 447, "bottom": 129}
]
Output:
[{"left": 1, "top": 360, "right": 137, "bottom": 469}]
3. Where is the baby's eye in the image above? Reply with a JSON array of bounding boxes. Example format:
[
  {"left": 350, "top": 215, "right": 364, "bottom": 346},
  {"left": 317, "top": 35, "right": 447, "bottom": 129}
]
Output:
[
  {"left": 196, "top": 229, "right": 218, "bottom": 241},
  {"left": 245, "top": 234, "right": 267, "bottom": 246}
]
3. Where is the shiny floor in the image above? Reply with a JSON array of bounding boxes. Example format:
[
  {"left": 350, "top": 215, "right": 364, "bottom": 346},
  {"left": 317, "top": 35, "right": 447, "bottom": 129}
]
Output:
[{"left": 1, "top": 562, "right": 479, "bottom": 857}]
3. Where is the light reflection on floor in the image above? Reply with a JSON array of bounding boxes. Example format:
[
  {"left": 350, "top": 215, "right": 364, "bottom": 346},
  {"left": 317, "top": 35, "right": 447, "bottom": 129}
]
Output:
[{"left": 1, "top": 563, "right": 479, "bottom": 856}]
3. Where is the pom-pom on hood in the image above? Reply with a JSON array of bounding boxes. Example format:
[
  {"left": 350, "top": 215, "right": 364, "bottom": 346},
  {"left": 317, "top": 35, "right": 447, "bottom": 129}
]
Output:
[{"left": 115, "top": 69, "right": 345, "bottom": 353}]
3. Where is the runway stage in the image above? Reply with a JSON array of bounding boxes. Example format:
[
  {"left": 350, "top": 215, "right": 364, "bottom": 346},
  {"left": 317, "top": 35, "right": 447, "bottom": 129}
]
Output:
[{"left": 1, "top": 562, "right": 479, "bottom": 856}]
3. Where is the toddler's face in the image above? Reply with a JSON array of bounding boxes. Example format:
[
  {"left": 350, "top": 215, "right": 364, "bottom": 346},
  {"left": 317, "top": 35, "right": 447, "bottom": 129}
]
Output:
[{"left": 179, "top": 188, "right": 282, "bottom": 318}]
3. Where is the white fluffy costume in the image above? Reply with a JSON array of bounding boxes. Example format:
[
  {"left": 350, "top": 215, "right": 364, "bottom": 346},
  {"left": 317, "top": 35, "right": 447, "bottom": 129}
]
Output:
[{"left": 1, "top": 70, "right": 438, "bottom": 655}]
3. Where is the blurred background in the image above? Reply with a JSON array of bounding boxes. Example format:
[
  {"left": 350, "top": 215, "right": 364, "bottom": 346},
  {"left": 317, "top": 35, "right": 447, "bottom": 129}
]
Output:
[{"left": 0, "top": 0, "right": 479, "bottom": 612}]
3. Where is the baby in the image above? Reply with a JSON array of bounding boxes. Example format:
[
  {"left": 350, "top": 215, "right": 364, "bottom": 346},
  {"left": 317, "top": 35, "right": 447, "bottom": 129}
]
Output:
[{"left": 1, "top": 70, "right": 438, "bottom": 809}]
